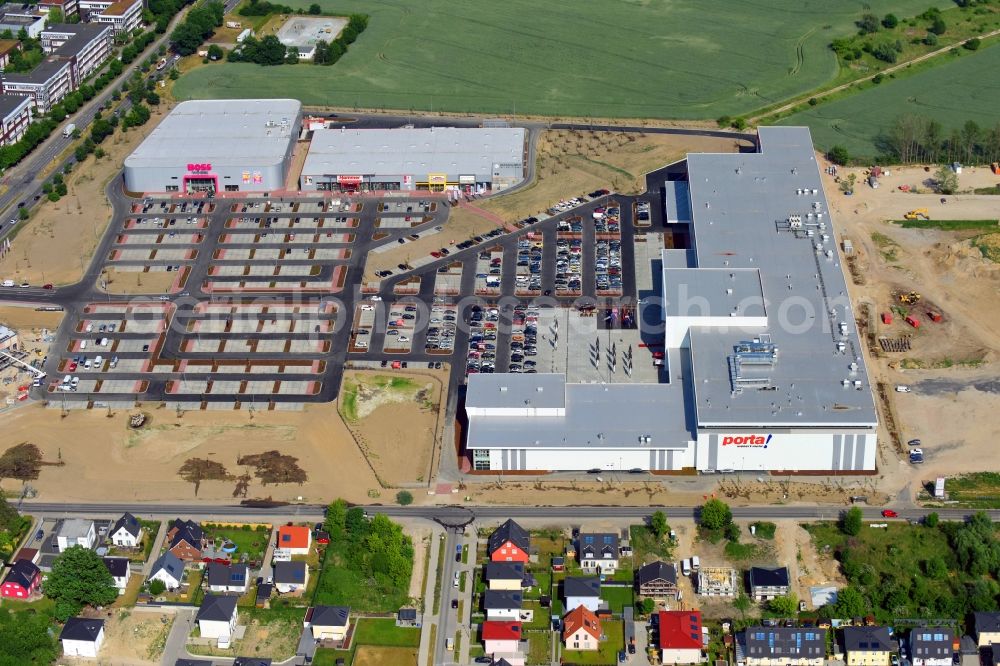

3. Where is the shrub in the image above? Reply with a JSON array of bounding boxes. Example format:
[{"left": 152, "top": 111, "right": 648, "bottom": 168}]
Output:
[
  {"left": 873, "top": 73, "right": 885, "bottom": 84},
  {"left": 929, "top": 17, "right": 947, "bottom": 35},
  {"left": 700, "top": 499, "right": 732, "bottom": 530},
  {"left": 149, "top": 579, "right": 166, "bottom": 595},
  {"left": 751, "top": 521, "right": 777, "bottom": 539},
  {"left": 963, "top": 37, "right": 981, "bottom": 50},
  {"left": 923, "top": 32, "right": 938, "bottom": 46},
  {"left": 841, "top": 506, "right": 863, "bottom": 535},
  {"left": 396, "top": 490, "right": 413, "bottom": 506},
  {"left": 882, "top": 13, "right": 899, "bottom": 29},
  {"left": 925, "top": 512, "right": 940, "bottom": 528},
  {"left": 857, "top": 13, "right": 880, "bottom": 34},
  {"left": 716, "top": 115, "right": 731, "bottom": 128}
]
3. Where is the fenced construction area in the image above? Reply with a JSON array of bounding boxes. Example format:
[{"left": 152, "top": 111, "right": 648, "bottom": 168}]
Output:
[
  {"left": 779, "top": 42, "right": 1000, "bottom": 158},
  {"left": 173, "top": 0, "right": 952, "bottom": 119}
]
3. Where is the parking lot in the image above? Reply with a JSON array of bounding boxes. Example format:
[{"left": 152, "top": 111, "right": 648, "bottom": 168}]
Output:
[{"left": 38, "top": 181, "right": 657, "bottom": 408}]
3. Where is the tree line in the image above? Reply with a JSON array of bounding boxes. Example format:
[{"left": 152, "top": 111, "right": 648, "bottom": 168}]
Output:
[
  {"left": 825, "top": 113, "right": 1000, "bottom": 166},
  {"left": 170, "top": 2, "right": 224, "bottom": 56},
  {"left": 322, "top": 499, "right": 414, "bottom": 595}
]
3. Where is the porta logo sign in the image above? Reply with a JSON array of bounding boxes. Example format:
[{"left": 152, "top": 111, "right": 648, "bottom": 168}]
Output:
[
  {"left": 187, "top": 163, "right": 212, "bottom": 173},
  {"left": 721, "top": 434, "right": 773, "bottom": 448}
]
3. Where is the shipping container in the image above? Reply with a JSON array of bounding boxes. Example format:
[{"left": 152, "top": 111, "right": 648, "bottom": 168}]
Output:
[
  {"left": 905, "top": 315, "right": 920, "bottom": 329},
  {"left": 881, "top": 312, "right": 893, "bottom": 325}
]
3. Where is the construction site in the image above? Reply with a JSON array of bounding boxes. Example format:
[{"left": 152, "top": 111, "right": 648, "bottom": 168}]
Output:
[{"left": 824, "top": 160, "right": 1000, "bottom": 499}]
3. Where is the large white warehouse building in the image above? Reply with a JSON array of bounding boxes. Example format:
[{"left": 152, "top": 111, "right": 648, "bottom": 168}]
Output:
[{"left": 465, "top": 126, "right": 878, "bottom": 474}]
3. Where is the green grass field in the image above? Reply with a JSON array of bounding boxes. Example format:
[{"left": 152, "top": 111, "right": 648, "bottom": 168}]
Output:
[
  {"left": 173, "top": 0, "right": 953, "bottom": 119},
  {"left": 780, "top": 42, "right": 1000, "bottom": 157}
]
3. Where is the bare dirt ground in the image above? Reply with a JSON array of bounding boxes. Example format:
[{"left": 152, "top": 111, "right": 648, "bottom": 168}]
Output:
[
  {"left": 406, "top": 526, "right": 431, "bottom": 600},
  {"left": 772, "top": 520, "right": 845, "bottom": 608},
  {"left": 364, "top": 207, "right": 501, "bottom": 279},
  {"left": 825, "top": 160, "right": 1000, "bottom": 502},
  {"left": 0, "top": 104, "right": 172, "bottom": 286},
  {"left": 85, "top": 609, "right": 173, "bottom": 665},
  {"left": 0, "top": 305, "right": 64, "bottom": 331},
  {"left": 338, "top": 369, "right": 447, "bottom": 486},
  {"left": 0, "top": 400, "right": 381, "bottom": 503},
  {"left": 100, "top": 268, "right": 178, "bottom": 295},
  {"left": 481, "top": 131, "right": 749, "bottom": 221}
]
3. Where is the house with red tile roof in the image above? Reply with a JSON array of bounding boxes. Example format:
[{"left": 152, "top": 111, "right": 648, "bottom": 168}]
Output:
[
  {"left": 276, "top": 525, "right": 311, "bottom": 555},
  {"left": 483, "top": 621, "right": 522, "bottom": 657},
  {"left": 659, "top": 610, "right": 704, "bottom": 665},
  {"left": 563, "top": 605, "right": 602, "bottom": 651}
]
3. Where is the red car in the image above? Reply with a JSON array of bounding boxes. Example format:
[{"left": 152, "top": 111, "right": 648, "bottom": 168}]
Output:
[
  {"left": 881, "top": 509, "right": 898, "bottom": 518},
  {"left": 430, "top": 251, "right": 441, "bottom": 258},
  {"left": 42, "top": 283, "right": 53, "bottom": 289},
  {"left": 67, "top": 363, "right": 78, "bottom": 372}
]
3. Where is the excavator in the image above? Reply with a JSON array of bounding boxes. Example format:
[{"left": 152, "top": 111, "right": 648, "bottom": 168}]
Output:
[
  {"left": 898, "top": 291, "right": 922, "bottom": 305},
  {"left": 904, "top": 208, "right": 930, "bottom": 220}
]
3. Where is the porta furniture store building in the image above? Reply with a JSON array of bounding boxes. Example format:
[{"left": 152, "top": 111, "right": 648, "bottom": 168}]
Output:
[
  {"left": 464, "top": 127, "right": 879, "bottom": 474},
  {"left": 123, "top": 99, "right": 301, "bottom": 194}
]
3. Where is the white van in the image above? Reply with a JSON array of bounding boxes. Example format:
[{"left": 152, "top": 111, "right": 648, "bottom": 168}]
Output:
[
  {"left": 681, "top": 558, "right": 691, "bottom": 576},
  {"left": 691, "top": 556, "right": 701, "bottom": 571},
  {"left": 62, "top": 374, "right": 71, "bottom": 386},
  {"left": 100, "top": 337, "right": 109, "bottom": 347},
  {"left": 446, "top": 638, "right": 454, "bottom": 651},
  {"left": 84, "top": 359, "right": 92, "bottom": 369},
  {"left": 85, "top": 323, "right": 94, "bottom": 333},
  {"left": 94, "top": 355, "right": 103, "bottom": 368},
  {"left": 71, "top": 376, "right": 80, "bottom": 389},
  {"left": 79, "top": 340, "right": 87, "bottom": 350}
]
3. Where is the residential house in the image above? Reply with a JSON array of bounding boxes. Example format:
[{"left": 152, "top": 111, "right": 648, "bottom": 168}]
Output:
[
  {"left": 102, "top": 556, "right": 131, "bottom": 595},
  {"left": 0, "top": 558, "right": 41, "bottom": 599},
  {"left": 0, "top": 39, "right": 20, "bottom": 69},
  {"left": 206, "top": 562, "right": 249, "bottom": 595},
  {"left": 273, "top": 560, "right": 308, "bottom": 594},
  {"left": 397, "top": 608, "right": 420, "bottom": 628},
  {"left": 659, "top": 610, "right": 704, "bottom": 665},
  {"left": 844, "top": 627, "right": 895, "bottom": 666},
  {"left": 277, "top": 524, "right": 311, "bottom": 556},
  {"left": 488, "top": 519, "right": 530, "bottom": 563},
  {"left": 483, "top": 589, "right": 523, "bottom": 621},
  {"left": 60, "top": 617, "right": 105, "bottom": 658},
  {"left": 563, "top": 605, "right": 601, "bottom": 651},
  {"left": 56, "top": 518, "right": 96, "bottom": 551},
  {"left": 564, "top": 576, "right": 601, "bottom": 613},
  {"left": 910, "top": 627, "right": 955, "bottom": 666},
  {"left": 108, "top": 512, "right": 143, "bottom": 548},
  {"left": 167, "top": 519, "right": 204, "bottom": 561},
  {"left": 974, "top": 613, "right": 1000, "bottom": 647},
  {"left": 578, "top": 532, "right": 619, "bottom": 573},
  {"left": 486, "top": 561, "right": 525, "bottom": 591},
  {"left": 305, "top": 605, "right": 350, "bottom": 641},
  {"left": 739, "top": 626, "right": 826, "bottom": 666},
  {"left": 749, "top": 567, "right": 791, "bottom": 602},
  {"left": 148, "top": 552, "right": 184, "bottom": 591},
  {"left": 196, "top": 594, "right": 239, "bottom": 641},
  {"left": 990, "top": 644, "right": 1000, "bottom": 666},
  {"left": 697, "top": 567, "right": 739, "bottom": 597},
  {"left": 483, "top": 620, "right": 522, "bottom": 656},
  {"left": 637, "top": 560, "right": 679, "bottom": 599}
]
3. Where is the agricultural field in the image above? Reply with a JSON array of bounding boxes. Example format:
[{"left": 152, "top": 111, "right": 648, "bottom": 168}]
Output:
[
  {"left": 173, "top": 0, "right": 954, "bottom": 119},
  {"left": 779, "top": 42, "right": 1000, "bottom": 157}
]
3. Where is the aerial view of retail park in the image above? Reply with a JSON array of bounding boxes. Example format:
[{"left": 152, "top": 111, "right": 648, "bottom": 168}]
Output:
[{"left": 1, "top": 0, "right": 1000, "bottom": 665}]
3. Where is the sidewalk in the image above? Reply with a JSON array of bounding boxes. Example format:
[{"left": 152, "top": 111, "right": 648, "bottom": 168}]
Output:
[
  {"left": 142, "top": 522, "right": 168, "bottom": 576},
  {"left": 417, "top": 526, "right": 443, "bottom": 666}
]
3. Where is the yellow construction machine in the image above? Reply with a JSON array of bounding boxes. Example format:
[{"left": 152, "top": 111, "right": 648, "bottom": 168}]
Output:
[{"left": 904, "top": 208, "right": 930, "bottom": 220}]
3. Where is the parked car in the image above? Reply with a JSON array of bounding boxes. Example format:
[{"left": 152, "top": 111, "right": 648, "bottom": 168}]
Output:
[{"left": 881, "top": 509, "right": 898, "bottom": 518}]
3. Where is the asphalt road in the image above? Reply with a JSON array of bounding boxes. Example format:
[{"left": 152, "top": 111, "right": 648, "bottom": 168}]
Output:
[{"left": 19, "top": 501, "right": 999, "bottom": 524}]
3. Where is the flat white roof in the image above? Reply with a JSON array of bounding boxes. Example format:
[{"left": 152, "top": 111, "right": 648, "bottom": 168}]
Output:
[
  {"left": 302, "top": 127, "right": 525, "bottom": 176},
  {"left": 124, "top": 99, "right": 300, "bottom": 170}
]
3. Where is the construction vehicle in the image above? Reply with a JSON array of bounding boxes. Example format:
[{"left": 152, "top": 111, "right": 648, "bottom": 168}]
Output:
[
  {"left": 904, "top": 208, "right": 930, "bottom": 220},
  {"left": 898, "top": 291, "right": 922, "bottom": 305}
]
